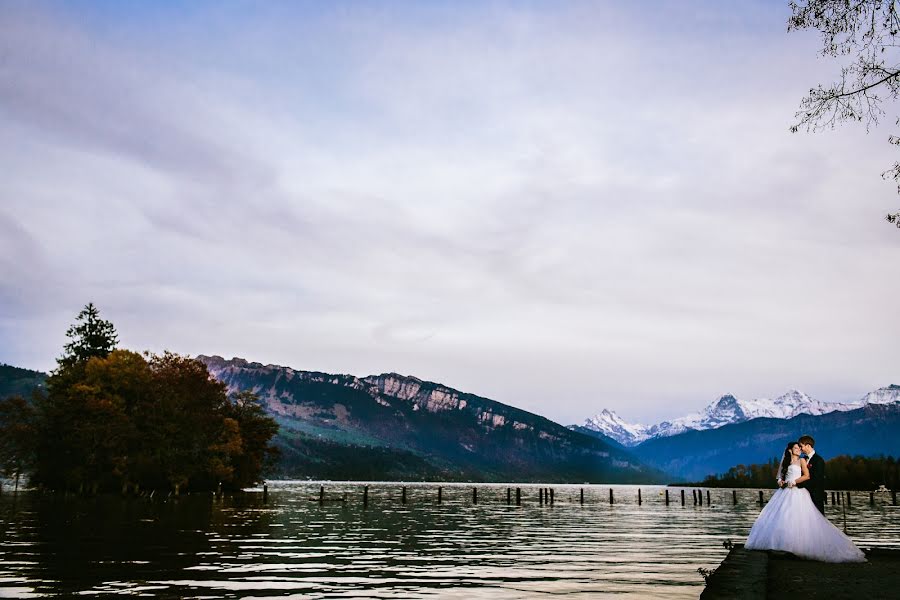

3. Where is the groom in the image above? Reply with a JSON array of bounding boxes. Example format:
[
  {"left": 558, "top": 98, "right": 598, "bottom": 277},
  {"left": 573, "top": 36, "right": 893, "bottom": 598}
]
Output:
[{"left": 797, "top": 434, "right": 826, "bottom": 515}]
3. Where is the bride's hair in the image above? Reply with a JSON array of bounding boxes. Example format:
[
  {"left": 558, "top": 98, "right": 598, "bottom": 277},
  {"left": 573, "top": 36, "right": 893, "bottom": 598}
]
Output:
[{"left": 780, "top": 442, "right": 798, "bottom": 483}]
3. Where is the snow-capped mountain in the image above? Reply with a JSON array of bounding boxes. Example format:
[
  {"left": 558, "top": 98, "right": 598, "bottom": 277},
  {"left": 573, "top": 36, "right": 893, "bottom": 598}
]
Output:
[
  {"left": 581, "top": 409, "right": 650, "bottom": 446},
  {"left": 860, "top": 384, "right": 900, "bottom": 405},
  {"left": 577, "top": 385, "right": 899, "bottom": 447}
]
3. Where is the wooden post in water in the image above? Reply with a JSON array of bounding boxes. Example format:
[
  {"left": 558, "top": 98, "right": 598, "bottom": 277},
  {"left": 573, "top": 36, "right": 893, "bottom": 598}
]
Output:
[
  {"left": 733, "top": 490, "right": 737, "bottom": 505},
  {"left": 609, "top": 488, "right": 614, "bottom": 504},
  {"left": 681, "top": 489, "right": 685, "bottom": 506},
  {"left": 831, "top": 491, "right": 836, "bottom": 505},
  {"left": 846, "top": 492, "right": 851, "bottom": 508},
  {"left": 319, "top": 486, "right": 325, "bottom": 505},
  {"left": 870, "top": 492, "right": 875, "bottom": 506},
  {"left": 438, "top": 486, "right": 442, "bottom": 504},
  {"left": 758, "top": 490, "right": 764, "bottom": 505},
  {"left": 402, "top": 487, "right": 407, "bottom": 504},
  {"left": 692, "top": 490, "right": 697, "bottom": 505},
  {"left": 539, "top": 488, "right": 544, "bottom": 505},
  {"left": 638, "top": 489, "right": 642, "bottom": 505},
  {"left": 363, "top": 485, "right": 369, "bottom": 507},
  {"left": 580, "top": 488, "right": 584, "bottom": 505},
  {"left": 706, "top": 490, "right": 711, "bottom": 505},
  {"left": 665, "top": 489, "right": 669, "bottom": 505},
  {"left": 472, "top": 487, "right": 477, "bottom": 504},
  {"left": 507, "top": 487, "right": 512, "bottom": 505},
  {"left": 516, "top": 487, "right": 521, "bottom": 506},
  {"left": 550, "top": 488, "right": 554, "bottom": 505},
  {"left": 263, "top": 483, "right": 268, "bottom": 504},
  {"left": 824, "top": 491, "right": 828, "bottom": 505},
  {"left": 698, "top": 490, "right": 703, "bottom": 506}
]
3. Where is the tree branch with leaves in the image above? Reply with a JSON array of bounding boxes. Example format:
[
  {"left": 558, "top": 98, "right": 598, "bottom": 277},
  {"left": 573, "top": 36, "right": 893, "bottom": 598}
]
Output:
[{"left": 789, "top": 0, "right": 900, "bottom": 226}]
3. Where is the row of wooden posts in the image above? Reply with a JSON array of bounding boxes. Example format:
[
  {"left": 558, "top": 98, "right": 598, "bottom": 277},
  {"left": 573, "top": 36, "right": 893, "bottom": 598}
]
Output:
[
  {"left": 305, "top": 485, "right": 899, "bottom": 508},
  {"left": 3, "top": 482, "right": 896, "bottom": 508}
]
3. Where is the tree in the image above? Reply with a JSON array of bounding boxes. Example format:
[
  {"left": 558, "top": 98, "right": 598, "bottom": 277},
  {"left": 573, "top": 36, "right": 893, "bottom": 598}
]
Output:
[
  {"left": 36, "top": 305, "right": 124, "bottom": 491},
  {"left": 33, "top": 350, "right": 148, "bottom": 492},
  {"left": 0, "top": 395, "right": 36, "bottom": 490},
  {"left": 789, "top": 0, "right": 900, "bottom": 227},
  {"left": 225, "top": 391, "right": 281, "bottom": 488},
  {"left": 59, "top": 303, "right": 118, "bottom": 368},
  {"left": 27, "top": 305, "right": 279, "bottom": 493}
]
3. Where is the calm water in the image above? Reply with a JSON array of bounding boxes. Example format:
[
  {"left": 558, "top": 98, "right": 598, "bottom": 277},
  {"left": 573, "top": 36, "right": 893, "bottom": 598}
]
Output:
[{"left": 1, "top": 482, "right": 898, "bottom": 599}]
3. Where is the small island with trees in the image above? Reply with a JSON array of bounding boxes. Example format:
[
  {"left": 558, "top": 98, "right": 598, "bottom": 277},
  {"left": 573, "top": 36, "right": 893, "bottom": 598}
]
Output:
[{"left": 0, "top": 303, "right": 279, "bottom": 495}]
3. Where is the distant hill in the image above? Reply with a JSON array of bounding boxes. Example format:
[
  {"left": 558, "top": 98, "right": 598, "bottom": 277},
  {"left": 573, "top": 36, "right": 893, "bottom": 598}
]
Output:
[
  {"left": 197, "top": 355, "right": 665, "bottom": 483},
  {"left": 0, "top": 364, "right": 48, "bottom": 400},
  {"left": 633, "top": 403, "right": 900, "bottom": 481}
]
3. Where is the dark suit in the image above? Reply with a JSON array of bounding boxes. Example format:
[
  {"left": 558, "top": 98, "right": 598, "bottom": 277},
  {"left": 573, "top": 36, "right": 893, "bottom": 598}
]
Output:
[{"left": 798, "top": 452, "right": 826, "bottom": 515}]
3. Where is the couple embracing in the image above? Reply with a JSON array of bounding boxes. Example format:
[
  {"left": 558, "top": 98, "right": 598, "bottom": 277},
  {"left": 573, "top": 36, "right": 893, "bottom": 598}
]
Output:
[{"left": 744, "top": 435, "right": 865, "bottom": 563}]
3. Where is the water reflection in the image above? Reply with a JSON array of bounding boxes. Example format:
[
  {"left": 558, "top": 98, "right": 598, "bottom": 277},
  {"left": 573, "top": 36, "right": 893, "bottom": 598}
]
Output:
[{"left": 1, "top": 483, "right": 897, "bottom": 598}]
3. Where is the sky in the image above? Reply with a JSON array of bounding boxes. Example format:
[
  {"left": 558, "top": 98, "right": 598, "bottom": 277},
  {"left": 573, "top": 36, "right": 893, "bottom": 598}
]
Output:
[{"left": 1, "top": 0, "right": 898, "bottom": 425}]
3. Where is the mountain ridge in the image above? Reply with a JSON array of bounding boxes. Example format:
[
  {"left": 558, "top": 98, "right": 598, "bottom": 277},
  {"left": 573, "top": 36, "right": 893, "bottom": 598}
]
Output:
[
  {"left": 576, "top": 386, "right": 899, "bottom": 446},
  {"left": 197, "top": 355, "right": 665, "bottom": 483},
  {"left": 632, "top": 402, "right": 900, "bottom": 481}
]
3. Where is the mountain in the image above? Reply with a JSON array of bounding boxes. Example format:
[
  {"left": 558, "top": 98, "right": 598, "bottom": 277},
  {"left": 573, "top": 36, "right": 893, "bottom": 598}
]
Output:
[
  {"left": 861, "top": 384, "right": 900, "bottom": 405},
  {"left": 575, "top": 387, "right": 896, "bottom": 446},
  {"left": 0, "top": 364, "right": 48, "bottom": 400},
  {"left": 579, "top": 409, "right": 650, "bottom": 447},
  {"left": 633, "top": 402, "right": 900, "bottom": 481},
  {"left": 197, "top": 355, "right": 665, "bottom": 483}
]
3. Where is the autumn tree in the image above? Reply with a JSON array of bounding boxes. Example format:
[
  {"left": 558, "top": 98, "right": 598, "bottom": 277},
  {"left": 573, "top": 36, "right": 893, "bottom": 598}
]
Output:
[
  {"left": 225, "top": 391, "right": 281, "bottom": 488},
  {"left": 33, "top": 349, "right": 149, "bottom": 492},
  {"left": 789, "top": 0, "right": 900, "bottom": 227},
  {"left": 29, "top": 304, "right": 279, "bottom": 493}
]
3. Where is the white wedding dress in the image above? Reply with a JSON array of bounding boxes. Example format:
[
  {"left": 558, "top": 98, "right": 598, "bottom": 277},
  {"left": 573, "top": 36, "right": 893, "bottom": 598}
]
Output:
[{"left": 744, "top": 464, "right": 866, "bottom": 562}]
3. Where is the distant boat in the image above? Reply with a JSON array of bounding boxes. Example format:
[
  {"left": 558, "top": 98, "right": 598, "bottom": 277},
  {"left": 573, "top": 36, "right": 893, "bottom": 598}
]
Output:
[{"left": 875, "top": 484, "right": 890, "bottom": 493}]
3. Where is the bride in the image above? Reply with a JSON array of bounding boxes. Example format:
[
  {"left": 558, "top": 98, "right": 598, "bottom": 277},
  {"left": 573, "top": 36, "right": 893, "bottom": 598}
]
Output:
[{"left": 744, "top": 441, "right": 866, "bottom": 562}]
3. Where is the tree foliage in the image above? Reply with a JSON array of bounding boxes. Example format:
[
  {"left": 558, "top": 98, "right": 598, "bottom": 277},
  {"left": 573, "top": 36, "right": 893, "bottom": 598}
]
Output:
[
  {"left": 695, "top": 454, "right": 900, "bottom": 490},
  {"left": 13, "top": 304, "right": 279, "bottom": 493},
  {"left": 59, "top": 302, "right": 119, "bottom": 368},
  {"left": 789, "top": 0, "right": 900, "bottom": 226},
  {"left": 0, "top": 394, "right": 36, "bottom": 483}
]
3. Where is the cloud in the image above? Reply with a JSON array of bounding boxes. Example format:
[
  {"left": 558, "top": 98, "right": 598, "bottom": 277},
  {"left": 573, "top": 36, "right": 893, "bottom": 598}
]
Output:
[{"left": 0, "top": 1, "right": 898, "bottom": 424}]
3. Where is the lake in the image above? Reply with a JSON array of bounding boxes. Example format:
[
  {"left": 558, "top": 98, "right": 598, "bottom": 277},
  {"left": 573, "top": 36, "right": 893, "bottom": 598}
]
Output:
[{"left": 1, "top": 482, "right": 898, "bottom": 598}]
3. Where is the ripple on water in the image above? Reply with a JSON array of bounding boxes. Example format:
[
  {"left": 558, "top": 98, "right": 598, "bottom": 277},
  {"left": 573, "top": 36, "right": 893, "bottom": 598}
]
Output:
[{"left": 1, "top": 483, "right": 897, "bottom": 598}]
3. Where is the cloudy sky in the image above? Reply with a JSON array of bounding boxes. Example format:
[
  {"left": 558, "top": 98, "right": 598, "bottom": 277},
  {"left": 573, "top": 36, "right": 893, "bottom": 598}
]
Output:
[{"left": 1, "top": 0, "right": 898, "bottom": 425}]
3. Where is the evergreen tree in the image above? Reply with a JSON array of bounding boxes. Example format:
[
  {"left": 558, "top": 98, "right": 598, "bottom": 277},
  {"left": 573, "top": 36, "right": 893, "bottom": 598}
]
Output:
[{"left": 59, "top": 303, "right": 118, "bottom": 368}]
